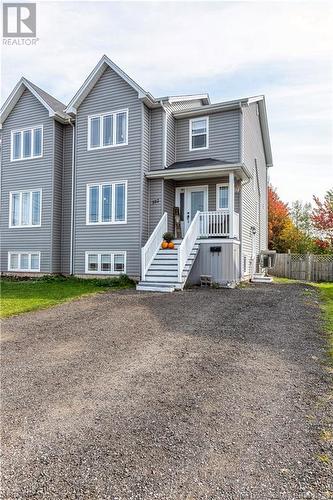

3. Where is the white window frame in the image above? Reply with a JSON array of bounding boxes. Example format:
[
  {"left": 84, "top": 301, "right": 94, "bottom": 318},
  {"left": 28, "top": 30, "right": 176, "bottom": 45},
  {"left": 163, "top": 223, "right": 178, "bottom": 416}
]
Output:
[
  {"left": 85, "top": 251, "right": 126, "bottom": 275},
  {"left": 189, "top": 116, "right": 209, "bottom": 151},
  {"left": 10, "top": 125, "right": 43, "bottom": 161},
  {"left": 86, "top": 181, "right": 127, "bottom": 225},
  {"left": 216, "top": 183, "right": 230, "bottom": 211},
  {"left": 9, "top": 189, "right": 42, "bottom": 228},
  {"left": 8, "top": 252, "right": 41, "bottom": 272},
  {"left": 87, "top": 109, "right": 128, "bottom": 150}
]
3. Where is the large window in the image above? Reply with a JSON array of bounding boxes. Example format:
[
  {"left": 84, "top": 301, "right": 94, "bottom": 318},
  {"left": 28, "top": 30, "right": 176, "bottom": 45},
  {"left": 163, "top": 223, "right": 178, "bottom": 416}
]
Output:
[
  {"left": 11, "top": 126, "right": 43, "bottom": 161},
  {"left": 189, "top": 117, "right": 208, "bottom": 150},
  {"left": 8, "top": 252, "right": 40, "bottom": 272},
  {"left": 86, "top": 182, "right": 127, "bottom": 224},
  {"left": 216, "top": 184, "right": 229, "bottom": 210},
  {"left": 9, "top": 190, "right": 41, "bottom": 227},
  {"left": 88, "top": 110, "right": 128, "bottom": 150},
  {"left": 85, "top": 252, "right": 126, "bottom": 274}
]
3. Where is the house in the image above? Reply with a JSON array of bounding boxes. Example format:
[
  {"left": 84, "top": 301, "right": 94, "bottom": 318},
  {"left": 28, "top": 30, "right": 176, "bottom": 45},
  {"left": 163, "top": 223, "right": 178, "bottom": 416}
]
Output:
[{"left": 0, "top": 55, "right": 273, "bottom": 292}]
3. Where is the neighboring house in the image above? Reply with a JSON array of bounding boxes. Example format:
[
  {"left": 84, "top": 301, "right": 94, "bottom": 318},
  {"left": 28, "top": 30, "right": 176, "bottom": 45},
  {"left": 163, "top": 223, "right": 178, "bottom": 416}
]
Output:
[{"left": 0, "top": 55, "right": 273, "bottom": 292}]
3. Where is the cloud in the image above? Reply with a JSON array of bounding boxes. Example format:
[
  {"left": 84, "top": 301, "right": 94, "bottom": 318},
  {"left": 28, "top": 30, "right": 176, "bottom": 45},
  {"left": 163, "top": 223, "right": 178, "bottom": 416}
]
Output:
[{"left": 1, "top": 1, "right": 332, "bottom": 204}]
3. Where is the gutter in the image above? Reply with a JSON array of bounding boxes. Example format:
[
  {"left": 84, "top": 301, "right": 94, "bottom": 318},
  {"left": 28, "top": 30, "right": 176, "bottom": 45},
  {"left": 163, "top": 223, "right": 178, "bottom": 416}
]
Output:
[
  {"left": 146, "top": 163, "right": 251, "bottom": 181},
  {"left": 68, "top": 119, "right": 75, "bottom": 275}
]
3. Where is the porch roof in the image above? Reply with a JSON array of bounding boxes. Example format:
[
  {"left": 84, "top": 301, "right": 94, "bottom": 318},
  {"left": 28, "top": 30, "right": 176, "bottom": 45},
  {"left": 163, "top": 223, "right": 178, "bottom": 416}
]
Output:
[{"left": 146, "top": 160, "right": 251, "bottom": 181}]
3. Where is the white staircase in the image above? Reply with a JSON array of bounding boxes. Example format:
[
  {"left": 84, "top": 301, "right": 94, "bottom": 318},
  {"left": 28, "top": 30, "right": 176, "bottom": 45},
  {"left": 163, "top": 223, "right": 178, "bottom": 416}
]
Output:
[
  {"left": 137, "top": 211, "right": 201, "bottom": 293},
  {"left": 136, "top": 240, "right": 199, "bottom": 292}
]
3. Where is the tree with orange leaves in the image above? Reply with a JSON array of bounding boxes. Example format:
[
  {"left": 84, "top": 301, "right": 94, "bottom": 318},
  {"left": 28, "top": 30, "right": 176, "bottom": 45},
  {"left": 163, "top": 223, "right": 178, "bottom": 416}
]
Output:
[{"left": 268, "top": 185, "right": 291, "bottom": 251}]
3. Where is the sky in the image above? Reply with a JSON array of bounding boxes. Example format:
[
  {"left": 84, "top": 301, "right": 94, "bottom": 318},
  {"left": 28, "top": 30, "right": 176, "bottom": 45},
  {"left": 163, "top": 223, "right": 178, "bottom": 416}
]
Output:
[{"left": 1, "top": 0, "right": 332, "bottom": 205}]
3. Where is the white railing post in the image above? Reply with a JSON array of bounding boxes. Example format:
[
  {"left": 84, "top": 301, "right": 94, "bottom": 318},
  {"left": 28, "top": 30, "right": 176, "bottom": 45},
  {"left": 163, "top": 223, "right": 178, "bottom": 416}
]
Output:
[
  {"left": 178, "top": 211, "right": 200, "bottom": 283},
  {"left": 141, "top": 212, "right": 168, "bottom": 280}
]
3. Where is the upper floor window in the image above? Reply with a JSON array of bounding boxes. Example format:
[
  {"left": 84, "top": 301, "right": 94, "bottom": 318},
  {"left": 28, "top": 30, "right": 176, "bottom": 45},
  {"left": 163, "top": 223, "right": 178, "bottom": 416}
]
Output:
[
  {"left": 216, "top": 183, "right": 229, "bottom": 210},
  {"left": 11, "top": 126, "right": 43, "bottom": 161},
  {"left": 86, "top": 181, "right": 127, "bottom": 224},
  {"left": 88, "top": 109, "right": 128, "bottom": 150},
  {"left": 189, "top": 117, "right": 208, "bottom": 151},
  {"left": 9, "top": 190, "right": 42, "bottom": 228}
]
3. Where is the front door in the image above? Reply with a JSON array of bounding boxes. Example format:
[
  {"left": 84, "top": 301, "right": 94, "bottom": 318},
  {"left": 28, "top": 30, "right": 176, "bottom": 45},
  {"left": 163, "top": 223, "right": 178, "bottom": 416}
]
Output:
[{"left": 175, "top": 185, "right": 208, "bottom": 236}]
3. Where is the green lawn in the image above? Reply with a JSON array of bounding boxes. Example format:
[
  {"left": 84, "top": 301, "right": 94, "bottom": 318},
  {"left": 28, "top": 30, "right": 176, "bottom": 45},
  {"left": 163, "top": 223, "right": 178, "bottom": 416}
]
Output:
[
  {"left": 0, "top": 275, "right": 134, "bottom": 318},
  {"left": 273, "top": 277, "right": 333, "bottom": 363},
  {"left": 314, "top": 282, "right": 333, "bottom": 363}
]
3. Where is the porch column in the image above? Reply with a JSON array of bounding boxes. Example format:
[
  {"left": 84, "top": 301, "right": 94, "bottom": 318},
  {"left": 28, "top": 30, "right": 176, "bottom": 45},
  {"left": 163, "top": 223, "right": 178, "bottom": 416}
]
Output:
[{"left": 229, "top": 172, "right": 235, "bottom": 238}]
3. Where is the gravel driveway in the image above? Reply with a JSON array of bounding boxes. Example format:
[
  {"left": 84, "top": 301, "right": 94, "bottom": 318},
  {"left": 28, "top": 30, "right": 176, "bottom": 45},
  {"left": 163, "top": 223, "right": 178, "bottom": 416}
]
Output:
[{"left": 1, "top": 283, "right": 332, "bottom": 499}]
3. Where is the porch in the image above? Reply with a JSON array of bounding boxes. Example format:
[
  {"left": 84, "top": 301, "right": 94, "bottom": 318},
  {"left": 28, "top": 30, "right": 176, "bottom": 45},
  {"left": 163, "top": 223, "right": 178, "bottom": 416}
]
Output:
[
  {"left": 147, "top": 168, "right": 244, "bottom": 241},
  {"left": 139, "top": 162, "right": 248, "bottom": 291}
]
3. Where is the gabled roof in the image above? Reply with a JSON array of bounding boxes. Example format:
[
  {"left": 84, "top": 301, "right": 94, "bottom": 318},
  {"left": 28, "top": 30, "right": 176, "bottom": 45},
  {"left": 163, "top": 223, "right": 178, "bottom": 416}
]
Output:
[
  {"left": 65, "top": 55, "right": 159, "bottom": 114},
  {"left": 0, "top": 77, "right": 70, "bottom": 125},
  {"left": 65, "top": 55, "right": 210, "bottom": 115},
  {"left": 173, "top": 95, "right": 273, "bottom": 168}
]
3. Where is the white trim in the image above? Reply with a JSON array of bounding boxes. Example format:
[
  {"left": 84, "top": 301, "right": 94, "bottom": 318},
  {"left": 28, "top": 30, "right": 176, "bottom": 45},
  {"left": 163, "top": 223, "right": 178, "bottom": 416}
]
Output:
[
  {"left": 86, "top": 181, "right": 127, "bottom": 225},
  {"left": 9, "top": 189, "right": 42, "bottom": 228},
  {"left": 84, "top": 251, "right": 126, "bottom": 275},
  {"left": 216, "top": 183, "right": 229, "bottom": 211},
  {"left": 166, "top": 94, "right": 210, "bottom": 105},
  {"left": 175, "top": 185, "right": 208, "bottom": 234},
  {"left": 8, "top": 251, "right": 41, "bottom": 272},
  {"left": 198, "top": 238, "right": 240, "bottom": 245},
  {"left": 0, "top": 78, "right": 65, "bottom": 125},
  {"left": 189, "top": 116, "right": 209, "bottom": 151},
  {"left": 10, "top": 125, "right": 43, "bottom": 162},
  {"left": 87, "top": 109, "right": 128, "bottom": 150}
]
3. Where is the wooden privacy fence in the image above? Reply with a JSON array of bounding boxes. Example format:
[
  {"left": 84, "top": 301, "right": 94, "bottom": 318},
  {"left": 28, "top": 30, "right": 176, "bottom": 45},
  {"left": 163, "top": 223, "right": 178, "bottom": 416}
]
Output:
[{"left": 270, "top": 253, "right": 333, "bottom": 282}]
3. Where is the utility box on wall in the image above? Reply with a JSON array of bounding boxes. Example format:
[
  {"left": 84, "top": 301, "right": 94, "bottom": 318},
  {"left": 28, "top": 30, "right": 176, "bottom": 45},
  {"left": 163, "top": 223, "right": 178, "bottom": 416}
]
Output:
[{"left": 188, "top": 241, "right": 240, "bottom": 286}]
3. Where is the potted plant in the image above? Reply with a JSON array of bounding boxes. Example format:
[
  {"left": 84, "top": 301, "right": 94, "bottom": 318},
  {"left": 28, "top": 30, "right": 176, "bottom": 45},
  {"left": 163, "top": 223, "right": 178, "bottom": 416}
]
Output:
[{"left": 162, "top": 232, "right": 175, "bottom": 249}]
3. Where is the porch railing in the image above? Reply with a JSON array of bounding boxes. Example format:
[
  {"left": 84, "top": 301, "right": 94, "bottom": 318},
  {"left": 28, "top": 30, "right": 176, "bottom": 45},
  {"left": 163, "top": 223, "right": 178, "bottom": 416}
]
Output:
[
  {"left": 178, "top": 211, "right": 200, "bottom": 282},
  {"left": 199, "top": 211, "right": 239, "bottom": 238},
  {"left": 141, "top": 212, "right": 168, "bottom": 280}
]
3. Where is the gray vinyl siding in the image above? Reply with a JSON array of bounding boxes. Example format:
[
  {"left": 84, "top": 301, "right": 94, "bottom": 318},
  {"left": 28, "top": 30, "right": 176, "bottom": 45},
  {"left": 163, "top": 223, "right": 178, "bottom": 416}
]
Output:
[
  {"left": 163, "top": 179, "right": 174, "bottom": 232},
  {"left": 242, "top": 103, "right": 268, "bottom": 263},
  {"left": 150, "top": 108, "right": 164, "bottom": 170},
  {"left": 188, "top": 241, "right": 240, "bottom": 285},
  {"left": 0, "top": 89, "right": 54, "bottom": 273},
  {"left": 52, "top": 120, "right": 63, "bottom": 272},
  {"left": 164, "top": 100, "right": 206, "bottom": 168},
  {"left": 141, "top": 104, "right": 150, "bottom": 245},
  {"left": 175, "top": 109, "right": 241, "bottom": 163},
  {"left": 73, "top": 66, "right": 143, "bottom": 277},
  {"left": 61, "top": 124, "right": 73, "bottom": 274},
  {"left": 148, "top": 178, "right": 163, "bottom": 234}
]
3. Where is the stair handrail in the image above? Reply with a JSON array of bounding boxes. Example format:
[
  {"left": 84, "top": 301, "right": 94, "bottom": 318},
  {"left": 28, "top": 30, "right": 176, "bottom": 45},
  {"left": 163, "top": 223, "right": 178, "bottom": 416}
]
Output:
[
  {"left": 141, "top": 212, "right": 168, "bottom": 280},
  {"left": 178, "top": 211, "right": 200, "bottom": 282}
]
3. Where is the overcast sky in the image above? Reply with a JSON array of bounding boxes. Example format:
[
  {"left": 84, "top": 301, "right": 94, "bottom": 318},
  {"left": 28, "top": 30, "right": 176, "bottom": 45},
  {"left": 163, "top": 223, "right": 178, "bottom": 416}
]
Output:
[{"left": 2, "top": 0, "right": 332, "bottom": 205}]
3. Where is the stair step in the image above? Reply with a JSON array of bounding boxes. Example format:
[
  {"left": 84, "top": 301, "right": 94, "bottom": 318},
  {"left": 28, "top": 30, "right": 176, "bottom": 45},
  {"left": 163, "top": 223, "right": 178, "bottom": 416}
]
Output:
[
  {"left": 136, "top": 283, "right": 175, "bottom": 293},
  {"left": 251, "top": 276, "right": 273, "bottom": 283},
  {"left": 145, "top": 275, "right": 180, "bottom": 283},
  {"left": 146, "top": 270, "right": 178, "bottom": 277}
]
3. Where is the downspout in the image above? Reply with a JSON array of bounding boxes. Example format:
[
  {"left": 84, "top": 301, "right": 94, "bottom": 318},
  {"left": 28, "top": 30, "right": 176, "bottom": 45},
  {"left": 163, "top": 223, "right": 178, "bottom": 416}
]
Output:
[
  {"left": 159, "top": 100, "right": 167, "bottom": 226},
  {"left": 68, "top": 119, "right": 75, "bottom": 275}
]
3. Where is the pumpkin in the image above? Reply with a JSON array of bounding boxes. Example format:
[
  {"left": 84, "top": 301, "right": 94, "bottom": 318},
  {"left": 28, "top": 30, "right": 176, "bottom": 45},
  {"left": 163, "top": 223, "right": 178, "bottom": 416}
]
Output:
[
  {"left": 168, "top": 241, "right": 175, "bottom": 249},
  {"left": 161, "top": 241, "right": 168, "bottom": 249}
]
